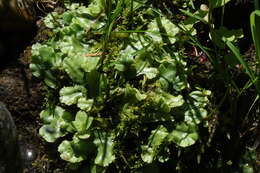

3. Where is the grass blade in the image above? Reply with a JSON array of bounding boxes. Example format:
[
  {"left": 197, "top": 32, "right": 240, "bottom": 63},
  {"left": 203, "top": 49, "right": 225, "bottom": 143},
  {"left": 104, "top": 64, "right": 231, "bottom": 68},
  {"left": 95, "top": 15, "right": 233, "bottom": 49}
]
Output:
[
  {"left": 250, "top": 10, "right": 260, "bottom": 64},
  {"left": 225, "top": 41, "right": 260, "bottom": 94},
  {"left": 225, "top": 41, "right": 255, "bottom": 81}
]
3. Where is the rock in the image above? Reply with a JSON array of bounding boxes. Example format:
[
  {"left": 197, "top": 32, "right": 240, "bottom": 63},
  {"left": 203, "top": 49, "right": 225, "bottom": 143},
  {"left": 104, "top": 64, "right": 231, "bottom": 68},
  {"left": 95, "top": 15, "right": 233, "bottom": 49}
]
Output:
[
  {"left": 0, "top": 0, "right": 36, "bottom": 66},
  {"left": 0, "top": 0, "right": 36, "bottom": 22},
  {"left": 0, "top": 0, "right": 58, "bottom": 24},
  {"left": 0, "top": 102, "right": 21, "bottom": 173}
]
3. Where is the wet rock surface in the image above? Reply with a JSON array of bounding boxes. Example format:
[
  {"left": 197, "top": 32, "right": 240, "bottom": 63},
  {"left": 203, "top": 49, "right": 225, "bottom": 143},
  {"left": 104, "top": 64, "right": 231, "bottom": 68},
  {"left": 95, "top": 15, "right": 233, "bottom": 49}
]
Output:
[
  {"left": 0, "top": 102, "right": 21, "bottom": 173},
  {"left": 0, "top": 61, "right": 42, "bottom": 172}
]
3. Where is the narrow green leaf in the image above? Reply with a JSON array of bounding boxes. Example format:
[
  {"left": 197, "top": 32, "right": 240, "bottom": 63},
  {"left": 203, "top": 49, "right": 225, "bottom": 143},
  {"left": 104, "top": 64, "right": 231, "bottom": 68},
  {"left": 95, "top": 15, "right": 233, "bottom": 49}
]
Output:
[
  {"left": 211, "top": 27, "right": 243, "bottom": 48},
  {"left": 86, "top": 70, "right": 101, "bottom": 98},
  {"left": 147, "top": 17, "right": 180, "bottom": 44},
  {"left": 180, "top": 9, "right": 208, "bottom": 24},
  {"left": 250, "top": 10, "right": 260, "bottom": 63},
  {"left": 94, "top": 132, "right": 115, "bottom": 167},
  {"left": 209, "top": 0, "right": 231, "bottom": 8},
  {"left": 225, "top": 41, "right": 255, "bottom": 82}
]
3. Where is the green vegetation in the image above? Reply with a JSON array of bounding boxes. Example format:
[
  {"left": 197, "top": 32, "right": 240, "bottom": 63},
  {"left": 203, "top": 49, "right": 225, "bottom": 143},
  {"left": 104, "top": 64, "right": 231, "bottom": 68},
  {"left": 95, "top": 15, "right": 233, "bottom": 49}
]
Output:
[{"left": 30, "top": 0, "right": 260, "bottom": 172}]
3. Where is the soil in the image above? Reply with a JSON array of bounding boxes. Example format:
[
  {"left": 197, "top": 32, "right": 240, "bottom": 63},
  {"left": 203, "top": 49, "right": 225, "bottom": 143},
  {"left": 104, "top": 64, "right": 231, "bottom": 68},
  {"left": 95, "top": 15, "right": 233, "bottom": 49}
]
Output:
[{"left": 0, "top": 26, "right": 69, "bottom": 173}]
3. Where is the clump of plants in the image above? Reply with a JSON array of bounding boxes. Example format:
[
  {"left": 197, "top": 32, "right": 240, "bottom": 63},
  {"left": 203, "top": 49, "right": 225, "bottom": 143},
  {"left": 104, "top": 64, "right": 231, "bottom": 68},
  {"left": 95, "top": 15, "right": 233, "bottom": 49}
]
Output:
[{"left": 30, "top": 0, "right": 213, "bottom": 172}]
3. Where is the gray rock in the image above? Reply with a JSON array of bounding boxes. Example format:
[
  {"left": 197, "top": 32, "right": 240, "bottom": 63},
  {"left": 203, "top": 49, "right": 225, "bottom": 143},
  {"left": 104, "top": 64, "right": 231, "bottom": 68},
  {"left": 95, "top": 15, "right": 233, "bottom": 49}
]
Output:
[{"left": 0, "top": 102, "right": 21, "bottom": 173}]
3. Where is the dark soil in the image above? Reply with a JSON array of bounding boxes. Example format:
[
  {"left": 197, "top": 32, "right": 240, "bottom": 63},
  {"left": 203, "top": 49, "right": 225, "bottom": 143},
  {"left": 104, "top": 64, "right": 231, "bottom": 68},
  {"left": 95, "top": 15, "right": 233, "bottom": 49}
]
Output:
[{"left": 0, "top": 26, "right": 69, "bottom": 173}]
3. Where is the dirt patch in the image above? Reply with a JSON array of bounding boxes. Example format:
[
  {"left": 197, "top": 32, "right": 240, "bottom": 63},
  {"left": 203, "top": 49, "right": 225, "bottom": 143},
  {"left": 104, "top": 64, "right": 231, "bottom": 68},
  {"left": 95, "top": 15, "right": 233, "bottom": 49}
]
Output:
[{"left": 0, "top": 45, "right": 69, "bottom": 173}]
